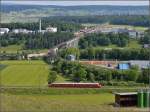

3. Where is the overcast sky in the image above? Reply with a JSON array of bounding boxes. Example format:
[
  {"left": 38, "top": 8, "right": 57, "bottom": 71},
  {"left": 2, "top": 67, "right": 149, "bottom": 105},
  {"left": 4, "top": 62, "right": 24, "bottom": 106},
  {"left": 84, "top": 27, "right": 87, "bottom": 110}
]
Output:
[{"left": 2, "top": 1, "right": 149, "bottom": 6}]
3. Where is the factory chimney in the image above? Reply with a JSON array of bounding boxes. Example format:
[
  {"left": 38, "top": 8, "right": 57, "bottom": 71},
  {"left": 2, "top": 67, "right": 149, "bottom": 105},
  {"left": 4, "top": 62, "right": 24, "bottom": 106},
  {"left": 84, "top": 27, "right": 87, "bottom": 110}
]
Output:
[{"left": 39, "top": 19, "right": 41, "bottom": 32}]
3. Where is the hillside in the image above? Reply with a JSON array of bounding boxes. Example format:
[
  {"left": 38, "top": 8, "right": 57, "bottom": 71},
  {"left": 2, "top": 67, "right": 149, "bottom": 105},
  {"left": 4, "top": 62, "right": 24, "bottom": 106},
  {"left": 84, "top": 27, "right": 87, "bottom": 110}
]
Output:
[
  {"left": 1, "top": 4, "right": 149, "bottom": 23},
  {"left": 2, "top": 4, "right": 148, "bottom": 15}
]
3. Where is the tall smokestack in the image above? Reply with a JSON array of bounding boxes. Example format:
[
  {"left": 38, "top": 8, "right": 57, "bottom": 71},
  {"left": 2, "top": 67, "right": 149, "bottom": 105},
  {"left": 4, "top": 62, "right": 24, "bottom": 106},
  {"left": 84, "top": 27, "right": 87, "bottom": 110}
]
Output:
[{"left": 39, "top": 19, "right": 41, "bottom": 32}]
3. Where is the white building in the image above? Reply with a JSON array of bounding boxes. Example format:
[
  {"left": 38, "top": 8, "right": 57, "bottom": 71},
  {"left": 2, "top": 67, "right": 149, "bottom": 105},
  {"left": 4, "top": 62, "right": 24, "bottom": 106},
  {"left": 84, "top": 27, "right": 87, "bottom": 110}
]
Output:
[
  {"left": 46, "top": 26, "right": 57, "bottom": 33},
  {"left": 129, "top": 60, "right": 150, "bottom": 69},
  {"left": 12, "top": 29, "right": 33, "bottom": 34},
  {"left": 0, "top": 28, "right": 9, "bottom": 35},
  {"left": 128, "top": 30, "right": 137, "bottom": 38}
]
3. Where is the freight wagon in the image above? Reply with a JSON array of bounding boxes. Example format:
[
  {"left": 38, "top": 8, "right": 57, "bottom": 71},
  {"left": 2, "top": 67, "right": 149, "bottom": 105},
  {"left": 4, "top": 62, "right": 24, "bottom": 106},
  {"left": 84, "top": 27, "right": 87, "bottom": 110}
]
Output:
[{"left": 48, "top": 83, "right": 102, "bottom": 88}]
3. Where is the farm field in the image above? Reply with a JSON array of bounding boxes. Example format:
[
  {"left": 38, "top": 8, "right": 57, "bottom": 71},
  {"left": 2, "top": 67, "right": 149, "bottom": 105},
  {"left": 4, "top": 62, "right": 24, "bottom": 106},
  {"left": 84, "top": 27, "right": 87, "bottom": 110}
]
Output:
[
  {"left": 1, "top": 93, "right": 149, "bottom": 112},
  {"left": 0, "top": 60, "right": 49, "bottom": 87}
]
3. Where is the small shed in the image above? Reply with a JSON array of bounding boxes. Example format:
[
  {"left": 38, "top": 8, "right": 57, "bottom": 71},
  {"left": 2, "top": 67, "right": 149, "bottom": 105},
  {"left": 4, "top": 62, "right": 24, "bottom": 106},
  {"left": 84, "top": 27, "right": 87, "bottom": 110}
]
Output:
[
  {"left": 115, "top": 92, "right": 137, "bottom": 107},
  {"left": 67, "top": 54, "right": 76, "bottom": 61}
]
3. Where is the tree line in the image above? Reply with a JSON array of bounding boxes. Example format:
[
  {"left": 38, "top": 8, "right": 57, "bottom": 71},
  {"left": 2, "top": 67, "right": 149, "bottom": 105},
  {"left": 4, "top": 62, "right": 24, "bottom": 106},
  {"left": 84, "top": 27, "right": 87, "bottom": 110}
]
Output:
[
  {"left": 25, "top": 32, "right": 74, "bottom": 49},
  {"left": 44, "top": 15, "right": 150, "bottom": 27},
  {"left": 48, "top": 59, "right": 149, "bottom": 85},
  {"left": 0, "top": 32, "right": 74, "bottom": 49},
  {"left": 59, "top": 47, "right": 149, "bottom": 61},
  {"left": 1, "top": 20, "right": 82, "bottom": 32},
  {"left": 79, "top": 33, "right": 129, "bottom": 49},
  {"left": 139, "top": 30, "right": 150, "bottom": 44},
  {"left": 80, "top": 48, "right": 149, "bottom": 60}
]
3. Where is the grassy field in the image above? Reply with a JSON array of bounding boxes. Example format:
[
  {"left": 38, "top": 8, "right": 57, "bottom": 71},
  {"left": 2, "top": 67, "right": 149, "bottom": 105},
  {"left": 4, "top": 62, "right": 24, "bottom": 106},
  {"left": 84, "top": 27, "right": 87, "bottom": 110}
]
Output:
[
  {"left": 0, "top": 60, "right": 49, "bottom": 87},
  {"left": 94, "top": 40, "right": 141, "bottom": 50},
  {"left": 1, "top": 93, "right": 114, "bottom": 112},
  {"left": 1, "top": 92, "right": 149, "bottom": 112},
  {"left": 0, "top": 44, "right": 49, "bottom": 53},
  {"left": 0, "top": 45, "right": 23, "bottom": 53}
]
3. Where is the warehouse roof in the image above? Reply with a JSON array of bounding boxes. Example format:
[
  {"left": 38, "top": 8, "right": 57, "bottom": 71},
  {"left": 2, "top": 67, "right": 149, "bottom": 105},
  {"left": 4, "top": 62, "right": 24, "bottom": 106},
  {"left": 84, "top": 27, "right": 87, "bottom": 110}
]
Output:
[{"left": 115, "top": 92, "right": 137, "bottom": 95}]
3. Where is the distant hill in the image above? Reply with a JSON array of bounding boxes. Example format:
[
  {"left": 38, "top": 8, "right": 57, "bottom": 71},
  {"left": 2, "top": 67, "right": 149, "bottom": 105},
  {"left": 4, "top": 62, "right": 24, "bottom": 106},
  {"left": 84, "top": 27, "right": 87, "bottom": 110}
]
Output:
[
  {"left": 2, "top": 4, "right": 149, "bottom": 15},
  {"left": 1, "top": 4, "right": 149, "bottom": 23}
]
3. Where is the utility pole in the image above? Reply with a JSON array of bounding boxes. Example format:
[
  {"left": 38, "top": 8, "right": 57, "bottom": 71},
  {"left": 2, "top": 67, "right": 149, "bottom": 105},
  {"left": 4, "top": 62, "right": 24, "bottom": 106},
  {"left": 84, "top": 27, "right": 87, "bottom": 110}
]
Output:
[
  {"left": 149, "top": 0, "right": 150, "bottom": 89},
  {"left": 148, "top": 0, "right": 150, "bottom": 111}
]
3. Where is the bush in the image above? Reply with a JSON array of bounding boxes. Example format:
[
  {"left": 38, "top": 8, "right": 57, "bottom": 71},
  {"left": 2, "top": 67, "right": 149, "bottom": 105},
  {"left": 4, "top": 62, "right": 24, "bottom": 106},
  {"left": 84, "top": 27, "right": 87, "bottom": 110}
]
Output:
[{"left": 48, "top": 70, "right": 57, "bottom": 84}]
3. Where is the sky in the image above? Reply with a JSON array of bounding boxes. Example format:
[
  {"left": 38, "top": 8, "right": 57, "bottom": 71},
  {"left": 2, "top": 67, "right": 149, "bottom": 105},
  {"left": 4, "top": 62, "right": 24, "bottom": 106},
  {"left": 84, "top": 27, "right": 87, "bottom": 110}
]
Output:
[{"left": 1, "top": 1, "right": 149, "bottom": 6}]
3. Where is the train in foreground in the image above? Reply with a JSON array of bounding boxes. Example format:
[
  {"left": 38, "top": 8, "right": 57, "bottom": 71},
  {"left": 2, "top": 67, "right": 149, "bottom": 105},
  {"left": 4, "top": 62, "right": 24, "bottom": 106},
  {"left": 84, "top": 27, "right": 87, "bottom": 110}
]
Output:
[{"left": 48, "top": 83, "right": 102, "bottom": 88}]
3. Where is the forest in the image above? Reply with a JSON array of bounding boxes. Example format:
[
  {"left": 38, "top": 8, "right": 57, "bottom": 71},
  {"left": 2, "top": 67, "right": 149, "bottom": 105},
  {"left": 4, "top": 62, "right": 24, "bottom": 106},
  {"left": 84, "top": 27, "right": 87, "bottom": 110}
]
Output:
[
  {"left": 0, "top": 32, "right": 74, "bottom": 49},
  {"left": 79, "top": 33, "right": 129, "bottom": 49},
  {"left": 43, "top": 15, "right": 150, "bottom": 27},
  {"left": 79, "top": 48, "right": 150, "bottom": 60}
]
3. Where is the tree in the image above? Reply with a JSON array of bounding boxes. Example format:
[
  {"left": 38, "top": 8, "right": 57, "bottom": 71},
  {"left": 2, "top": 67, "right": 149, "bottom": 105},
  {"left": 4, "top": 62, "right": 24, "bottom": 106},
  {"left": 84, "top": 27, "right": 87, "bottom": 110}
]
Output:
[
  {"left": 64, "top": 48, "right": 80, "bottom": 60},
  {"left": 47, "top": 70, "right": 57, "bottom": 84},
  {"left": 87, "top": 47, "right": 95, "bottom": 60},
  {"left": 106, "top": 70, "right": 112, "bottom": 81},
  {"left": 140, "top": 31, "right": 150, "bottom": 44},
  {"left": 88, "top": 72, "right": 95, "bottom": 82},
  {"left": 125, "top": 70, "right": 139, "bottom": 81},
  {"left": 73, "top": 68, "right": 87, "bottom": 82},
  {"left": 139, "top": 68, "right": 150, "bottom": 84}
]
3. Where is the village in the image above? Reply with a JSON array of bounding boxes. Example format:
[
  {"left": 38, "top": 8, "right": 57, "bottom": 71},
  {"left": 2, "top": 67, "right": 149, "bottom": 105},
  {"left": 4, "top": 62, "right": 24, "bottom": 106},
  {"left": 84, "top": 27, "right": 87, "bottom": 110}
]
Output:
[{"left": 0, "top": 1, "right": 150, "bottom": 112}]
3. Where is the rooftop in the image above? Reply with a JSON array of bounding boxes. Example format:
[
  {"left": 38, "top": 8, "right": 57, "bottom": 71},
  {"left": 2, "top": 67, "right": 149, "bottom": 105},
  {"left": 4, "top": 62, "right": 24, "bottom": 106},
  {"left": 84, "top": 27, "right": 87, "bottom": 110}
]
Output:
[{"left": 115, "top": 92, "right": 137, "bottom": 95}]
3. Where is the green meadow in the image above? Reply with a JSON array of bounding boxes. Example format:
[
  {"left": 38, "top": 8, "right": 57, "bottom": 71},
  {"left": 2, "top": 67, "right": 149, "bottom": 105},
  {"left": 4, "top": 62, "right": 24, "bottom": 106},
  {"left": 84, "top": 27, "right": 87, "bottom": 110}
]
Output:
[
  {"left": 1, "top": 92, "right": 148, "bottom": 112},
  {"left": 0, "top": 60, "right": 49, "bottom": 87}
]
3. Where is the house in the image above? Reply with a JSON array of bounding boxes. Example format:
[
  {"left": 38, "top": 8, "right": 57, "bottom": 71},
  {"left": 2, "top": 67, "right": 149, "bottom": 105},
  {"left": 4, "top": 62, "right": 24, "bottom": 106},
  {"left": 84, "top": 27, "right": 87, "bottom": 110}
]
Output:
[
  {"left": 128, "top": 30, "right": 137, "bottom": 38},
  {"left": 137, "top": 31, "right": 145, "bottom": 38},
  {"left": 0, "top": 28, "right": 9, "bottom": 35},
  {"left": 67, "top": 54, "right": 76, "bottom": 61}
]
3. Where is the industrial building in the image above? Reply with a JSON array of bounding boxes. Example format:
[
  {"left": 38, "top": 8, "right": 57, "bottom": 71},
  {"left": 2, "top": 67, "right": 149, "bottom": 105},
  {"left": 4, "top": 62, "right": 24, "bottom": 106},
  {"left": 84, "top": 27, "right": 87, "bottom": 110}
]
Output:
[
  {"left": 12, "top": 29, "right": 33, "bottom": 34},
  {"left": 0, "top": 28, "right": 9, "bottom": 35},
  {"left": 129, "top": 60, "right": 150, "bottom": 69},
  {"left": 117, "top": 63, "right": 130, "bottom": 70},
  {"left": 46, "top": 26, "right": 57, "bottom": 32}
]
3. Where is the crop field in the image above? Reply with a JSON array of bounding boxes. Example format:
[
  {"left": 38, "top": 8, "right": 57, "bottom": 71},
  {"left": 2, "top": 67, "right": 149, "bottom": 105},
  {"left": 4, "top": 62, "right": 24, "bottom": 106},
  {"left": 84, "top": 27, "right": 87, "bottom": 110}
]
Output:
[{"left": 0, "top": 60, "right": 49, "bottom": 87}]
